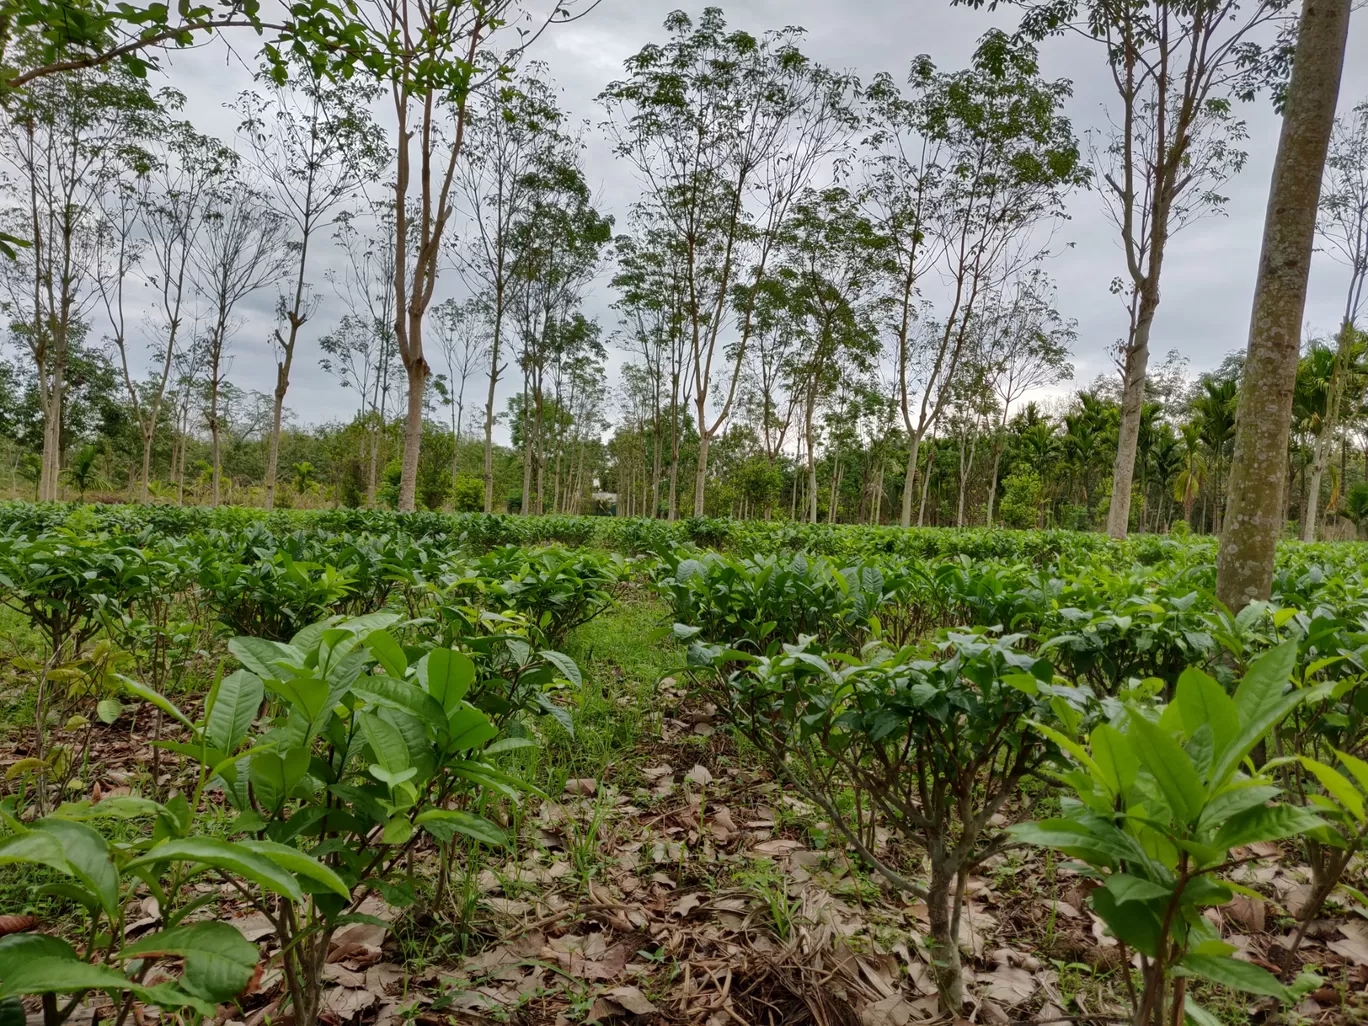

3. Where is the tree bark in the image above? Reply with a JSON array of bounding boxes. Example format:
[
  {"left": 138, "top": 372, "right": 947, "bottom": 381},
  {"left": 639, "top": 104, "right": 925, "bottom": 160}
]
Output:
[
  {"left": 1304, "top": 318, "right": 1356, "bottom": 540},
  {"left": 1106, "top": 271, "right": 1162, "bottom": 539},
  {"left": 1217, "top": 0, "right": 1350, "bottom": 610},
  {"left": 398, "top": 351, "right": 427, "bottom": 511}
]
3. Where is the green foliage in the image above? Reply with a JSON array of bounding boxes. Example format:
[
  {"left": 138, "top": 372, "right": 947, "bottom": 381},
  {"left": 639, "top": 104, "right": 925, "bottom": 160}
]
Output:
[
  {"left": 1011, "top": 643, "right": 1324, "bottom": 1025},
  {"left": 451, "top": 474, "right": 484, "bottom": 513}
]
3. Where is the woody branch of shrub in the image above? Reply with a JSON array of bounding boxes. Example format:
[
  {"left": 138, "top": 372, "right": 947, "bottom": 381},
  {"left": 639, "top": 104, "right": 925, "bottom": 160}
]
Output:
[{"left": 684, "top": 628, "right": 1093, "bottom": 1013}]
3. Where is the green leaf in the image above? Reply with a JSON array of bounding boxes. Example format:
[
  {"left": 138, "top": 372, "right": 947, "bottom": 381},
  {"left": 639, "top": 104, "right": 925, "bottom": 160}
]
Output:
[
  {"left": 206, "top": 669, "right": 263, "bottom": 754},
  {"left": 1211, "top": 690, "right": 1308, "bottom": 789},
  {"left": 1232, "top": 641, "right": 1296, "bottom": 728},
  {"left": 235, "top": 840, "right": 351, "bottom": 899},
  {"left": 96, "top": 699, "right": 122, "bottom": 725},
  {"left": 359, "top": 712, "right": 411, "bottom": 777},
  {"left": 1091, "top": 883, "right": 1162, "bottom": 957},
  {"left": 1184, "top": 996, "right": 1224, "bottom": 1026},
  {"left": 1298, "top": 757, "right": 1365, "bottom": 822},
  {"left": 122, "top": 923, "right": 258, "bottom": 1003},
  {"left": 1334, "top": 748, "right": 1368, "bottom": 796},
  {"left": 264, "top": 675, "right": 330, "bottom": 722},
  {"left": 419, "top": 649, "right": 475, "bottom": 712},
  {"left": 1211, "top": 804, "right": 1326, "bottom": 852},
  {"left": 30, "top": 819, "right": 118, "bottom": 923},
  {"left": 118, "top": 675, "right": 194, "bottom": 730},
  {"left": 1175, "top": 668, "right": 1238, "bottom": 756},
  {"left": 541, "top": 649, "right": 581, "bottom": 688},
  {"left": 447, "top": 703, "right": 497, "bottom": 752},
  {"left": 0, "top": 831, "right": 71, "bottom": 872},
  {"left": 1129, "top": 715, "right": 1206, "bottom": 826},
  {"left": 0, "top": 956, "right": 139, "bottom": 1001},
  {"left": 126, "top": 838, "right": 302, "bottom": 901},
  {"left": 353, "top": 677, "right": 446, "bottom": 737},
  {"left": 414, "top": 808, "right": 509, "bottom": 847},
  {"left": 1177, "top": 954, "right": 1290, "bottom": 999},
  {"left": 1103, "top": 873, "right": 1171, "bottom": 904},
  {"left": 1091, "top": 723, "right": 1137, "bottom": 797},
  {"left": 228, "top": 637, "right": 302, "bottom": 681},
  {"left": 365, "top": 630, "right": 407, "bottom": 679}
]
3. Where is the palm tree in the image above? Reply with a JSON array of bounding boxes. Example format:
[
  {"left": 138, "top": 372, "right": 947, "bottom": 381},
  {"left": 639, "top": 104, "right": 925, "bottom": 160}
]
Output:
[
  {"left": 292, "top": 461, "right": 316, "bottom": 496},
  {"left": 65, "top": 445, "right": 102, "bottom": 501},
  {"left": 1173, "top": 421, "right": 1207, "bottom": 528},
  {"left": 1146, "top": 423, "right": 1182, "bottom": 531},
  {"left": 1190, "top": 378, "right": 1237, "bottom": 531}
]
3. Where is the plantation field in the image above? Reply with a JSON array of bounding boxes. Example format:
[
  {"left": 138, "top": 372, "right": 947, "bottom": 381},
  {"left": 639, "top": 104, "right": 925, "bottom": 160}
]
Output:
[{"left": 4, "top": 502, "right": 1368, "bottom": 1026}]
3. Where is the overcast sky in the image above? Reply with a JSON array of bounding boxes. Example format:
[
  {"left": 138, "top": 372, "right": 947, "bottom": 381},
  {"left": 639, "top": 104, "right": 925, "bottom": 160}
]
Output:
[{"left": 125, "top": 2, "right": 1368, "bottom": 437}]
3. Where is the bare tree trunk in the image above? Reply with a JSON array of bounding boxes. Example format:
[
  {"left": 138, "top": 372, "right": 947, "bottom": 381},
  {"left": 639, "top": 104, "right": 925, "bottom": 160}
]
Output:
[
  {"left": 264, "top": 356, "right": 291, "bottom": 511},
  {"left": 806, "top": 395, "right": 818, "bottom": 524},
  {"left": 398, "top": 351, "right": 426, "bottom": 511},
  {"left": 1218, "top": 0, "right": 1350, "bottom": 610},
  {"left": 919, "top": 437, "right": 936, "bottom": 527},
  {"left": 694, "top": 432, "right": 710, "bottom": 517},
  {"left": 1106, "top": 291, "right": 1160, "bottom": 538},
  {"left": 483, "top": 300, "right": 503, "bottom": 513}
]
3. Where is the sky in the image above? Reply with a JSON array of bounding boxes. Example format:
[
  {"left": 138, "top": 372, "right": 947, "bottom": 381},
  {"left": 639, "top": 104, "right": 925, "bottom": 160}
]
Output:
[{"left": 100, "top": 1, "right": 1368, "bottom": 438}]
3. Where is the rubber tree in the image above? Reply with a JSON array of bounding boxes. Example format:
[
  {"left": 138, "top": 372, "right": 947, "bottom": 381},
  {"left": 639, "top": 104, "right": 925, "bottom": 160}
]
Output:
[
  {"left": 1217, "top": 0, "right": 1352, "bottom": 612},
  {"left": 235, "top": 65, "right": 386, "bottom": 510},
  {"left": 599, "top": 8, "right": 858, "bottom": 516}
]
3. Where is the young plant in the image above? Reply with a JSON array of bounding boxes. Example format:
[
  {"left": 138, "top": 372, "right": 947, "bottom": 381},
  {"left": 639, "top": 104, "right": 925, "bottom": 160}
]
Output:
[
  {"left": 1012, "top": 642, "right": 1324, "bottom": 1026},
  {"left": 688, "top": 629, "right": 1091, "bottom": 1012},
  {"left": 143, "top": 611, "right": 568, "bottom": 1026},
  {"left": 0, "top": 791, "right": 338, "bottom": 1026}
]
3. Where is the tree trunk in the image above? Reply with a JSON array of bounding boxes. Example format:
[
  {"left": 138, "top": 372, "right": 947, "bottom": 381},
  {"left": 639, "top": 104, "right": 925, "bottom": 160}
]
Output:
[
  {"left": 1217, "top": 0, "right": 1350, "bottom": 610},
  {"left": 806, "top": 396, "right": 818, "bottom": 524},
  {"left": 1106, "top": 290, "right": 1160, "bottom": 538},
  {"left": 919, "top": 440, "right": 935, "bottom": 527},
  {"left": 264, "top": 353, "right": 292, "bottom": 511},
  {"left": 985, "top": 439, "right": 1004, "bottom": 527},
  {"left": 397, "top": 351, "right": 427, "bottom": 512},
  {"left": 925, "top": 862, "right": 964, "bottom": 1014},
  {"left": 483, "top": 319, "right": 501, "bottom": 513},
  {"left": 694, "top": 432, "right": 710, "bottom": 517},
  {"left": 901, "top": 429, "right": 925, "bottom": 528}
]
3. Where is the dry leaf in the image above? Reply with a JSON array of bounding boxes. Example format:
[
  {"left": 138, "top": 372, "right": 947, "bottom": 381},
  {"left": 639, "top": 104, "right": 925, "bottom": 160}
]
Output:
[
  {"left": 981, "top": 966, "right": 1035, "bottom": 1006},
  {"left": 861, "top": 994, "right": 917, "bottom": 1026},
  {"left": 603, "top": 986, "right": 657, "bottom": 1015},
  {"left": 228, "top": 912, "right": 276, "bottom": 943},
  {"left": 565, "top": 778, "right": 598, "bottom": 796},
  {"left": 1328, "top": 921, "right": 1368, "bottom": 965},
  {"left": 0, "top": 915, "right": 39, "bottom": 936},
  {"left": 752, "top": 838, "right": 804, "bottom": 856},
  {"left": 685, "top": 764, "right": 714, "bottom": 786},
  {"left": 1226, "top": 894, "right": 1265, "bottom": 932}
]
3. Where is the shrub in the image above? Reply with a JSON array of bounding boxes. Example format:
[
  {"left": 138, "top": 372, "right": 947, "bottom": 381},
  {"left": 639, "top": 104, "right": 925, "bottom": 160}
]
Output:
[{"left": 451, "top": 474, "right": 485, "bottom": 512}]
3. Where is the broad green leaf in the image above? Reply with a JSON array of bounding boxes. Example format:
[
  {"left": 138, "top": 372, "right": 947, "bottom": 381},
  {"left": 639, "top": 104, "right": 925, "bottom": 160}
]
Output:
[
  {"left": 30, "top": 819, "right": 117, "bottom": 923},
  {"left": 228, "top": 637, "right": 302, "bottom": 681},
  {"left": 118, "top": 676, "right": 194, "bottom": 730},
  {"left": 365, "top": 630, "right": 407, "bottom": 679},
  {"left": 359, "top": 712, "right": 410, "bottom": 777},
  {"left": 236, "top": 840, "right": 351, "bottom": 899},
  {"left": 414, "top": 808, "right": 509, "bottom": 847},
  {"left": 1103, "top": 873, "right": 1171, "bottom": 904},
  {"left": 122, "top": 923, "right": 257, "bottom": 1003},
  {"left": 541, "top": 650, "right": 581, "bottom": 688},
  {"left": 264, "top": 675, "right": 330, "bottom": 722},
  {"left": 0, "top": 956, "right": 141, "bottom": 1001},
  {"left": 1091, "top": 723, "right": 1137, "bottom": 797},
  {"left": 447, "top": 703, "right": 497, "bottom": 752},
  {"left": 206, "top": 670, "right": 263, "bottom": 754},
  {"left": 0, "top": 934, "right": 77, "bottom": 970},
  {"left": 419, "top": 649, "right": 475, "bottom": 712},
  {"left": 1092, "top": 884, "right": 1162, "bottom": 957},
  {"left": 0, "top": 831, "right": 71, "bottom": 872},
  {"left": 1334, "top": 748, "right": 1368, "bottom": 796},
  {"left": 1210, "top": 691, "right": 1307, "bottom": 789},
  {"left": 1176, "top": 954, "right": 1290, "bottom": 999},
  {"left": 1211, "top": 804, "right": 1326, "bottom": 852},
  {"left": 1232, "top": 641, "right": 1296, "bottom": 729},
  {"left": 1129, "top": 715, "right": 1205, "bottom": 826},
  {"left": 127, "top": 838, "right": 302, "bottom": 901},
  {"left": 353, "top": 677, "right": 446, "bottom": 736},
  {"left": 96, "top": 699, "right": 122, "bottom": 725},
  {"left": 1298, "top": 757, "right": 1365, "bottom": 822},
  {"left": 1175, "top": 668, "right": 1238, "bottom": 756}
]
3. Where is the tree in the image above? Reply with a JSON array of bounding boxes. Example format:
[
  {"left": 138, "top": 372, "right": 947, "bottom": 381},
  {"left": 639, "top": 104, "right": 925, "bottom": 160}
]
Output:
[
  {"left": 1038, "top": 0, "right": 1277, "bottom": 540},
  {"left": 0, "top": 55, "right": 161, "bottom": 500},
  {"left": 192, "top": 184, "right": 290, "bottom": 506},
  {"left": 431, "top": 297, "right": 489, "bottom": 486},
  {"left": 600, "top": 8, "right": 858, "bottom": 516},
  {"left": 863, "top": 31, "right": 1086, "bottom": 527},
  {"left": 235, "top": 66, "right": 386, "bottom": 510},
  {"left": 1303, "top": 99, "right": 1368, "bottom": 538},
  {"left": 322, "top": 205, "right": 402, "bottom": 506},
  {"left": 979, "top": 271, "right": 1074, "bottom": 525},
  {"left": 456, "top": 70, "right": 571, "bottom": 513},
  {"left": 1218, "top": 0, "right": 1352, "bottom": 611}
]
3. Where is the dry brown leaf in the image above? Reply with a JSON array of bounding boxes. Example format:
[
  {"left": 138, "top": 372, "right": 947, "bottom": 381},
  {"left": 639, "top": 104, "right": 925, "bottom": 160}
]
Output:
[
  {"left": 671, "top": 893, "right": 703, "bottom": 918},
  {"left": 228, "top": 912, "right": 276, "bottom": 943},
  {"left": 981, "top": 966, "right": 1035, "bottom": 1007},
  {"left": 319, "top": 984, "right": 379, "bottom": 1022},
  {"left": 1328, "top": 920, "right": 1368, "bottom": 965},
  {"left": 752, "top": 838, "right": 804, "bottom": 856},
  {"left": 685, "top": 764, "right": 714, "bottom": 786},
  {"left": 860, "top": 994, "right": 918, "bottom": 1026},
  {"left": 602, "top": 986, "right": 657, "bottom": 1015},
  {"left": 1227, "top": 894, "right": 1265, "bottom": 932},
  {"left": 565, "top": 778, "right": 598, "bottom": 796},
  {"left": 0, "top": 915, "right": 39, "bottom": 936}
]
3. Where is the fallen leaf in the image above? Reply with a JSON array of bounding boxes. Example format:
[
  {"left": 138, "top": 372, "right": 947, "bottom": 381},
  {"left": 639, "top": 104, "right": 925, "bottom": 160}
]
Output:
[
  {"left": 1329, "top": 921, "right": 1368, "bottom": 965},
  {"left": 685, "top": 764, "right": 714, "bottom": 786},
  {"left": 981, "top": 966, "right": 1035, "bottom": 1006},
  {"left": 752, "top": 838, "right": 804, "bottom": 856},
  {"left": 861, "top": 994, "right": 916, "bottom": 1026},
  {"left": 229, "top": 912, "right": 277, "bottom": 943},
  {"left": 0, "top": 915, "right": 39, "bottom": 936},
  {"left": 603, "top": 986, "right": 657, "bottom": 1015},
  {"left": 671, "top": 893, "right": 703, "bottom": 918},
  {"left": 1226, "top": 894, "right": 1265, "bottom": 932},
  {"left": 565, "top": 778, "right": 598, "bottom": 796}
]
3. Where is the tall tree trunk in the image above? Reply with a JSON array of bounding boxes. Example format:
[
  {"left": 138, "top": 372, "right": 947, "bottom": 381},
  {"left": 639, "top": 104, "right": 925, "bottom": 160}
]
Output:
[
  {"left": 806, "top": 394, "right": 818, "bottom": 524},
  {"left": 264, "top": 355, "right": 291, "bottom": 511},
  {"left": 901, "top": 429, "right": 925, "bottom": 527},
  {"left": 1106, "top": 290, "right": 1160, "bottom": 538},
  {"left": 483, "top": 300, "right": 503, "bottom": 513},
  {"left": 1218, "top": 0, "right": 1350, "bottom": 610},
  {"left": 985, "top": 437, "right": 1004, "bottom": 527},
  {"left": 398, "top": 351, "right": 427, "bottom": 512},
  {"left": 919, "top": 438, "right": 936, "bottom": 527},
  {"left": 695, "top": 432, "right": 711, "bottom": 517}
]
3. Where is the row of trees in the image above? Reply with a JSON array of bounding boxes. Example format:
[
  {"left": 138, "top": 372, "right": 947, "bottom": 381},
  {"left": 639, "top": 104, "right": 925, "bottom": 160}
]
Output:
[{"left": 0, "top": 0, "right": 1362, "bottom": 607}]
